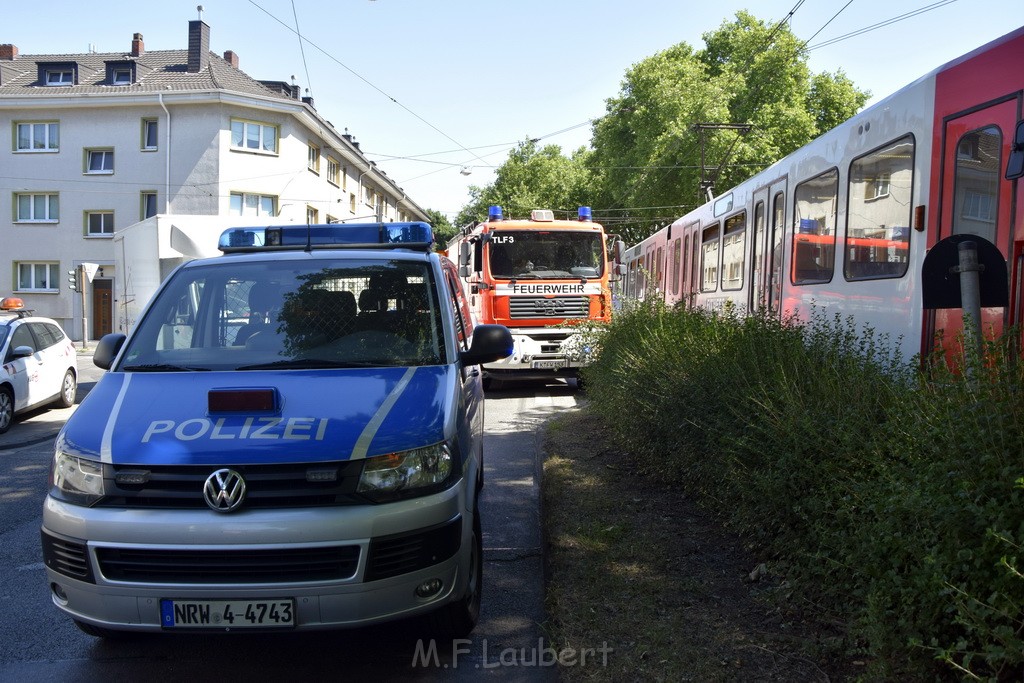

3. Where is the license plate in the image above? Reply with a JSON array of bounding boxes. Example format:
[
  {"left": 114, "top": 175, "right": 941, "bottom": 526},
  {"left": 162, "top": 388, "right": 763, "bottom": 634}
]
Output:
[
  {"left": 532, "top": 359, "right": 566, "bottom": 369},
  {"left": 160, "top": 599, "right": 295, "bottom": 629}
]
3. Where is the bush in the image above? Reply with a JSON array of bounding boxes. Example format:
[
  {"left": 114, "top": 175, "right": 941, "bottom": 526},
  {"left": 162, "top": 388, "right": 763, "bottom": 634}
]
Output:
[{"left": 583, "top": 304, "right": 1024, "bottom": 679}]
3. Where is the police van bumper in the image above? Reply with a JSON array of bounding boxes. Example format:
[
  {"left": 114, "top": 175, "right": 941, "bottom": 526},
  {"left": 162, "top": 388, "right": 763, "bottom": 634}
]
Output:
[{"left": 40, "top": 482, "right": 473, "bottom": 633}]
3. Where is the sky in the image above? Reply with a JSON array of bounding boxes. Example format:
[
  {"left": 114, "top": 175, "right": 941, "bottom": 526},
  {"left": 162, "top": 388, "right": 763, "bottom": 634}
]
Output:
[{"left": 5, "top": 0, "right": 1022, "bottom": 221}]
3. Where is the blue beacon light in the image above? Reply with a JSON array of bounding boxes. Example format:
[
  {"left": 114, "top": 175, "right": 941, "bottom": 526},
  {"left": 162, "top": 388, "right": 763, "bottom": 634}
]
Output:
[
  {"left": 578, "top": 206, "right": 592, "bottom": 221},
  {"left": 488, "top": 205, "right": 503, "bottom": 221}
]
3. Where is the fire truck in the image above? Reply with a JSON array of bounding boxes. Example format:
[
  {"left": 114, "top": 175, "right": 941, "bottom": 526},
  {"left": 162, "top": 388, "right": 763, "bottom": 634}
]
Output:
[{"left": 448, "top": 205, "right": 619, "bottom": 388}]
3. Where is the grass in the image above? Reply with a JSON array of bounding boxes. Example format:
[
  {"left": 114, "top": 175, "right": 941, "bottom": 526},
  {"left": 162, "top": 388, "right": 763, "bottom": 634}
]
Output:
[{"left": 542, "top": 302, "right": 1024, "bottom": 680}]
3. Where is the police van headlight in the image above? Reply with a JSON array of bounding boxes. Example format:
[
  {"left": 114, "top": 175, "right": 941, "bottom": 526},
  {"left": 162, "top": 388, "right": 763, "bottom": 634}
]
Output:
[
  {"left": 357, "top": 443, "right": 453, "bottom": 501},
  {"left": 51, "top": 451, "right": 105, "bottom": 506}
]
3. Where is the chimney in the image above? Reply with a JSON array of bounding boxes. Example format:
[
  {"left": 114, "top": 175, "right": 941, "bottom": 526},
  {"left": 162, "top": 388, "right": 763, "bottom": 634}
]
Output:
[
  {"left": 223, "top": 50, "right": 239, "bottom": 69},
  {"left": 131, "top": 33, "right": 144, "bottom": 57},
  {"left": 187, "top": 20, "right": 210, "bottom": 73},
  {"left": 0, "top": 44, "right": 18, "bottom": 60}
]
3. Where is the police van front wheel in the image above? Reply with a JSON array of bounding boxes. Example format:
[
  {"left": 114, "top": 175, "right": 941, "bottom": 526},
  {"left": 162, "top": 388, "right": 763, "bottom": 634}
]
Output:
[{"left": 426, "top": 508, "right": 482, "bottom": 639}]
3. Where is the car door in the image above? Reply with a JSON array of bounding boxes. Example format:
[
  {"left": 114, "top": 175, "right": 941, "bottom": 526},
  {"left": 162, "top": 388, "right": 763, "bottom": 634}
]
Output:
[
  {"left": 4, "top": 322, "right": 42, "bottom": 410},
  {"left": 30, "top": 322, "right": 69, "bottom": 402}
]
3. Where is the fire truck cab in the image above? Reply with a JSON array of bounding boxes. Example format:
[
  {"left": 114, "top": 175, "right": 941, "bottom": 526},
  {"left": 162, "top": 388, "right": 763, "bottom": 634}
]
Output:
[{"left": 448, "top": 206, "right": 617, "bottom": 388}]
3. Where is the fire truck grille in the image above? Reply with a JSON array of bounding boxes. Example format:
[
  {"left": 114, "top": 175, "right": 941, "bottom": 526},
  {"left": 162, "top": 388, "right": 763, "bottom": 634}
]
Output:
[{"left": 509, "top": 296, "right": 589, "bottom": 320}]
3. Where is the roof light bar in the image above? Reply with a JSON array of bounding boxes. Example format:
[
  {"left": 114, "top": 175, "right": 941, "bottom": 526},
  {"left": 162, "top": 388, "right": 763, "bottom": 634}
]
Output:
[{"left": 217, "top": 223, "right": 434, "bottom": 253}]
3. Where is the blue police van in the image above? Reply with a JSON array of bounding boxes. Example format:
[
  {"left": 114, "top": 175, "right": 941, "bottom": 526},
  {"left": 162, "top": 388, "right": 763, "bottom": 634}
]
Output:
[{"left": 41, "top": 222, "right": 512, "bottom": 638}]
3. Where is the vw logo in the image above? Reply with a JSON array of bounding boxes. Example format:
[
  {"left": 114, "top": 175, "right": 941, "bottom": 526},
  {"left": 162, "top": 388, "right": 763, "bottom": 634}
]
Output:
[{"left": 203, "top": 469, "right": 247, "bottom": 513}]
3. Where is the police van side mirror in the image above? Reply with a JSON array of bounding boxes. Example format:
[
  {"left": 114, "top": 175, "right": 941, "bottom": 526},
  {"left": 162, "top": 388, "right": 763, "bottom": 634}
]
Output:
[
  {"left": 93, "top": 333, "right": 127, "bottom": 370},
  {"left": 461, "top": 325, "right": 513, "bottom": 366}
]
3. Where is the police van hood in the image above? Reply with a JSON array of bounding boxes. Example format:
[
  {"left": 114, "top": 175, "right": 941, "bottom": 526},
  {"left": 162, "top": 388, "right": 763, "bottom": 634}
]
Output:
[{"left": 58, "top": 366, "right": 455, "bottom": 466}]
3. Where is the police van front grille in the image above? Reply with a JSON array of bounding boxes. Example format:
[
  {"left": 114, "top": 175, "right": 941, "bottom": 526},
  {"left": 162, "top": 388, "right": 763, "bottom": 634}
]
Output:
[
  {"left": 95, "top": 545, "right": 360, "bottom": 584},
  {"left": 99, "top": 461, "right": 366, "bottom": 509},
  {"left": 41, "top": 530, "right": 93, "bottom": 582},
  {"left": 509, "top": 296, "right": 589, "bottom": 320}
]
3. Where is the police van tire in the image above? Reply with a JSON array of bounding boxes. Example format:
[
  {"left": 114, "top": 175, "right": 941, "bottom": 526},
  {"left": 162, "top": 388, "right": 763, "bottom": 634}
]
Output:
[
  {"left": 0, "top": 387, "right": 13, "bottom": 434},
  {"left": 426, "top": 507, "right": 482, "bottom": 639}
]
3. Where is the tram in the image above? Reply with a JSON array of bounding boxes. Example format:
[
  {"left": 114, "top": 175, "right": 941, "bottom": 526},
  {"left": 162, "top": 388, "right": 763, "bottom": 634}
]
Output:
[{"left": 617, "top": 26, "right": 1024, "bottom": 362}]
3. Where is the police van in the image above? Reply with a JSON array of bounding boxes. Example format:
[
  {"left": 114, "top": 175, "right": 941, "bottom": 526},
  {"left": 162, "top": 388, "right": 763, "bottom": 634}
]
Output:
[{"left": 41, "top": 222, "right": 513, "bottom": 638}]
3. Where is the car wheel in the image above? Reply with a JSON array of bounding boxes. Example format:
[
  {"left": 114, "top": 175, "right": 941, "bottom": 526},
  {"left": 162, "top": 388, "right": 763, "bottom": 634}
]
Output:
[
  {"left": 426, "top": 505, "right": 482, "bottom": 639},
  {"left": 55, "top": 369, "right": 77, "bottom": 408},
  {"left": 0, "top": 387, "right": 13, "bottom": 434}
]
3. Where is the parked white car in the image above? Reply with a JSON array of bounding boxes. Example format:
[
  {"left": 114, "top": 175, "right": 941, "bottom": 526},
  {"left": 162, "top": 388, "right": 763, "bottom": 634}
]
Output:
[{"left": 0, "top": 297, "right": 78, "bottom": 434}]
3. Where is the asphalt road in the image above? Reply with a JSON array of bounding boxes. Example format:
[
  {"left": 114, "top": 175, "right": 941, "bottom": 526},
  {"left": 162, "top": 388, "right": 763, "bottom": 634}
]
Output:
[{"left": 0, "top": 363, "right": 579, "bottom": 682}]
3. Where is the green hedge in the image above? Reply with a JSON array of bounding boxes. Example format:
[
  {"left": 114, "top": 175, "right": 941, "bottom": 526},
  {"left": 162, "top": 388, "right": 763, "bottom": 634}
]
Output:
[{"left": 582, "top": 302, "right": 1024, "bottom": 680}]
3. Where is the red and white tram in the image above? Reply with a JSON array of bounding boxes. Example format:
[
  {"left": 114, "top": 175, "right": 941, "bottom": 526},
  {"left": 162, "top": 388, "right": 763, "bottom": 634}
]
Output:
[{"left": 618, "top": 26, "right": 1024, "bottom": 363}]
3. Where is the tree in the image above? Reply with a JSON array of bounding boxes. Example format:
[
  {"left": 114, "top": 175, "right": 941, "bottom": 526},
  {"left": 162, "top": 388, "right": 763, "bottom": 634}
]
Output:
[
  {"left": 454, "top": 13, "right": 870, "bottom": 248},
  {"left": 454, "top": 139, "right": 593, "bottom": 228},
  {"left": 424, "top": 209, "right": 457, "bottom": 248}
]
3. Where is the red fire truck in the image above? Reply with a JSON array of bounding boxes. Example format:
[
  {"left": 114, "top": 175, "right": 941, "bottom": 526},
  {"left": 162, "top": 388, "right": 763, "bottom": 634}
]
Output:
[{"left": 447, "top": 205, "right": 619, "bottom": 388}]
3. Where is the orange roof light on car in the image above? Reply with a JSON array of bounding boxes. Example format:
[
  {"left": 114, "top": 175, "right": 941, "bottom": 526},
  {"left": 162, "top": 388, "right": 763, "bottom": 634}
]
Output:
[{"left": 1, "top": 297, "right": 26, "bottom": 311}]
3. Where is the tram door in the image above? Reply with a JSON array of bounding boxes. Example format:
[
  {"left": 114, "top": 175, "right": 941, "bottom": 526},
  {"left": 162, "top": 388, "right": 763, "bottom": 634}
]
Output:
[
  {"left": 750, "top": 179, "right": 787, "bottom": 316},
  {"left": 932, "top": 99, "right": 1020, "bottom": 355}
]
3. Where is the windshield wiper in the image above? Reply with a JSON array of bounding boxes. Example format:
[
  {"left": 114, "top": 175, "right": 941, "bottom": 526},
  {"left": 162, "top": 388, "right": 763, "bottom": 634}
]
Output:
[
  {"left": 122, "top": 363, "right": 211, "bottom": 372},
  {"left": 236, "top": 358, "right": 387, "bottom": 370}
]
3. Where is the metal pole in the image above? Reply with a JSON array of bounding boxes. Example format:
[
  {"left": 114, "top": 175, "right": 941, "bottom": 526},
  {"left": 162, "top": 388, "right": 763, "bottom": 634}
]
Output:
[
  {"left": 955, "top": 240, "right": 983, "bottom": 364},
  {"left": 79, "top": 264, "right": 88, "bottom": 350}
]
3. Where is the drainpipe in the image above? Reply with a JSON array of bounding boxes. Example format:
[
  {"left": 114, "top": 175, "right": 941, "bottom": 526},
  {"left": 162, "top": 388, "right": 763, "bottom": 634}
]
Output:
[{"left": 158, "top": 93, "right": 171, "bottom": 213}]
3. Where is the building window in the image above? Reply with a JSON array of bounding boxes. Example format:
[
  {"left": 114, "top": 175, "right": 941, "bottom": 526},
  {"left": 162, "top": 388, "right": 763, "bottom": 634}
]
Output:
[
  {"left": 15, "top": 122, "right": 59, "bottom": 152},
  {"left": 85, "top": 149, "right": 114, "bottom": 174},
  {"left": 349, "top": 193, "right": 356, "bottom": 213},
  {"left": 112, "top": 68, "right": 131, "bottom": 85},
  {"left": 327, "top": 158, "right": 340, "bottom": 186},
  {"left": 142, "top": 119, "right": 158, "bottom": 150},
  {"left": 16, "top": 262, "right": 59, "bottom": 292},
  {"left": 308, "top": 143, "right": 321, "bottom": 173},
  {"left": 306, "top": 206, "right": 319, "bottom": 223},
  {"left": 46, "top": 69, "right": 74, "bottom": 86},
  {"left": 15, "top": 193, "right": 59, "bottom": 222},
  {"left": 326, "top": 215, "right": 340, "bottom": 224},
  {"left": 230, "top": 119, "right": 278, "bottom": 154},
  {"left": 86, "top": 211, "right": 114, "bottom": 237},
  {"left": 342, "top": 166, "right": 348, "bottom": 190},
  {"left": 141, "top": 192, "right": 158, "bottom": 219},
  {"left": 230, "top": 192, "right": 277, "bottom": 216}
]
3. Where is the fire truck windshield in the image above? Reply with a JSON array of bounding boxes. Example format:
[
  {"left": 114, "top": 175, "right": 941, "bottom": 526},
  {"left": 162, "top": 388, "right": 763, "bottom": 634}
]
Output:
[{"left": 488, "top": 231, "right": 604, "bottom": 280}]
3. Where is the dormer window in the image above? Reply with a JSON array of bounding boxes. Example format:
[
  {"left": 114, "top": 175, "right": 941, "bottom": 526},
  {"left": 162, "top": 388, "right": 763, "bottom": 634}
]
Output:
[
  {"left": 106, "top": 61, "right": 136, "bottom": 86},
  {"left": 38, "top": 62, "right": 78, "bottom": 87},
  {"left": 46, "top": 69, "right": 74, "bottom": 86}
]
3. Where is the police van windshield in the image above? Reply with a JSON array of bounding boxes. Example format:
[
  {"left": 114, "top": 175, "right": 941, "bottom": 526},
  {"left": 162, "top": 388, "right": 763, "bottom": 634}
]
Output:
[
  {"left": 118, "top": 259, "right": 446, "bottom": 372},
  {"left": 488, "top": 230, "right": 605, "bottom": 280}
]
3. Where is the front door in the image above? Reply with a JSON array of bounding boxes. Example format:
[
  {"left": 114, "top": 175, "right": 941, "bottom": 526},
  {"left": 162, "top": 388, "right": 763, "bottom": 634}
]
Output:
[
  {"left": 931, "top": 99, "right": 1019, "bottom": 357},
  {"left": 92, "top": 279, "right": 112, "bottom": 339}
]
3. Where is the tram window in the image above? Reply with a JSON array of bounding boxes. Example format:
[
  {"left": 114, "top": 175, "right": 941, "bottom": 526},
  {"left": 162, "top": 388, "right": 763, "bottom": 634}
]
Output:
[
  {"left": 701, "top": 224, "right": 720, "bottom": 292},
  {"left": 769, "top": 192, "right": 784, "bottom": 313},
  {"left": 792, "top": 169, "right": 838, "bottom": 284},
  {"left": 845, "top": 135, "right": 914, "bottom": 280},
  {"left": 670, "top": 238, "right": 681, "bottom": 295},
  {"left": 721, "top": 212, "right": 746, "bottom": 291},
  {"left": 656, "top": 246, "right": 664, "bottom": 292},
  {"left": 751, "top": 201, "right": 765, "bottom": 311},
  {"left": 952, "top": 126, "right": 1001, "bottom": 245}
]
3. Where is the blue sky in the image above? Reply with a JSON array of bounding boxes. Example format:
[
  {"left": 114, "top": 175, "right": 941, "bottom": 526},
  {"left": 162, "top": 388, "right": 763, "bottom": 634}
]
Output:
[{"left": 5, "top": 0, "right": 1021, "bottom": 220}]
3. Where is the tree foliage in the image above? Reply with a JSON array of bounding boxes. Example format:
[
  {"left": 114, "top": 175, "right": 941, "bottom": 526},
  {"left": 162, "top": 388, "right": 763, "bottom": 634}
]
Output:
[
  {"left": 457, "top": 12, "right": 870, "bottom": 247},
  {"left": 454, "top": 140, "right": 593, "bottom": 228}
]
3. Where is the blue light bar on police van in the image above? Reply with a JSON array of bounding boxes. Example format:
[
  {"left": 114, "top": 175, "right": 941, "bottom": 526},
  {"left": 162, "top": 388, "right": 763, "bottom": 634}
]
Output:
[
  {"left": 578, "top": 206, "right": 592, "bottom": 221},
  {"left": 217, "top": 222, "right": 434, "bottom": 253}
]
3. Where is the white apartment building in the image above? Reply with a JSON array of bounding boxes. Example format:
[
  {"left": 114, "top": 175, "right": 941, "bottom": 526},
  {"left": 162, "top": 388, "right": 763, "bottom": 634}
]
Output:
[{"left": 0, "top": 20, "right": 429, "bottom": 341}]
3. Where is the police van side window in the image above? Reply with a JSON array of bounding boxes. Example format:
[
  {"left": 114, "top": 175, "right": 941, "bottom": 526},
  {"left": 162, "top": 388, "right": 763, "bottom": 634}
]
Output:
[{"left": 444, "top": 267, "right": 470, "bottom": 350}]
